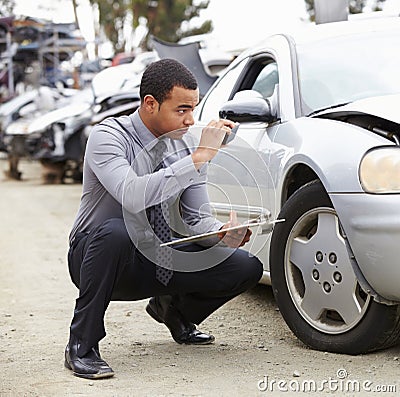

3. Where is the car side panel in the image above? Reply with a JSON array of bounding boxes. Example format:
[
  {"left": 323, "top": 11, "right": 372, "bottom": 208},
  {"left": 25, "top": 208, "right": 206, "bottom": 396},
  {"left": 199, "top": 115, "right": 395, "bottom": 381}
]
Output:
[{"left": 271, "top": 117, "right": 392, "bottom": 195}]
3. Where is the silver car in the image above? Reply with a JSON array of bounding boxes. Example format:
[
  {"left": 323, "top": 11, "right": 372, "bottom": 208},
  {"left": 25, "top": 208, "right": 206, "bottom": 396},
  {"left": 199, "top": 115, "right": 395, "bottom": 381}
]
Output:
[{"left": 195, "top": 15, "right": 400, "bottom": 354}]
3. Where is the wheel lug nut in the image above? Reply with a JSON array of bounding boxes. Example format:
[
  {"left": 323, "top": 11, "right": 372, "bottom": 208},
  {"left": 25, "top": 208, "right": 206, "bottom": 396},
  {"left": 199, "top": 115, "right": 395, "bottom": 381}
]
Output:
[
  {"left": 329, "top": 252, "right": 337, "bottom": 264},
  {"left": 312, "top": 269, "right": 320, "bottom": 280},
  {"left": 323, "top": 282, "right": 331, "bottom": 293},
  {"left": 316, "top": 251, "right": 323, "bottom": 262},
  {"left": 333, "top": 271, "right": 342, "bottom": 283}
]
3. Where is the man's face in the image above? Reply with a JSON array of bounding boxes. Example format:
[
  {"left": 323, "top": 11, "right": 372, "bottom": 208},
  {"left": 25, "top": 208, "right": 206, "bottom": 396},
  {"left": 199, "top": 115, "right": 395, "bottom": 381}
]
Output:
[{"left": 149, "top": 86, "right": 199, "bottom": 138}]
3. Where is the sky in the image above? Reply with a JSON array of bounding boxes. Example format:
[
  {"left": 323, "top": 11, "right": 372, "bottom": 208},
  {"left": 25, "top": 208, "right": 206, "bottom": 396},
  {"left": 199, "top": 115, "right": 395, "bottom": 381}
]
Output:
[
  {"left": 14, "top": 0, "right": 75, "bottom": 22},
  {"left": 195, "top": 0, "right": 309, "bottom": 49},
  {"left": 13, "top": 0, "right": 400, "bottom": 53}
]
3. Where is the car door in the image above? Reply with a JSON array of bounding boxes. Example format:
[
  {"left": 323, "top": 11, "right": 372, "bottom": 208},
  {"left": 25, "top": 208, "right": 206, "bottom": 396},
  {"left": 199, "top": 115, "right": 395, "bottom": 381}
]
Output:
[{"left": 197, "top": 54, "right": 283, "bottom": 266}]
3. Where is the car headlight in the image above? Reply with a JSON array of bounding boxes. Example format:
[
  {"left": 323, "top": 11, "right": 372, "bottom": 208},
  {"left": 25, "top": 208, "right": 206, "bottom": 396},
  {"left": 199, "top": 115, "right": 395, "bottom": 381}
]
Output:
[{"left": 359, "top": 147, "right": 400, "bottom": 193}]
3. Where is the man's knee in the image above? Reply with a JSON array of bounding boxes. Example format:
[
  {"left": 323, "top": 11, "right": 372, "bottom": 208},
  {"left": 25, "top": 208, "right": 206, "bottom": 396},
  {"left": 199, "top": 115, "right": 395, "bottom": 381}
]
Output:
[
  {"left": 230, "top": 250, "right": 263, "bottom": 288},
  {"left": 248, "top": 255, "right": 264, "bottom": 284}
]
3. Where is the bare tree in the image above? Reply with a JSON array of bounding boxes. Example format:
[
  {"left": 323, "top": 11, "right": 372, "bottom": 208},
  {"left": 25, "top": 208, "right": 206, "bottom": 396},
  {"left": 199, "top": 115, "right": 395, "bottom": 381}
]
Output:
[{"left": 0, "top": 0, "right": 15, "bottom": 16}]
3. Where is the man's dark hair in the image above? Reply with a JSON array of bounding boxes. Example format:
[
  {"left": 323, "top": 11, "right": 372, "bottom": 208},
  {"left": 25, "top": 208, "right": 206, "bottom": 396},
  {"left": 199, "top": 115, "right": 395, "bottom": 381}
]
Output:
[{"left": 140, "top": 58, "right": 198, "bottom": 104}]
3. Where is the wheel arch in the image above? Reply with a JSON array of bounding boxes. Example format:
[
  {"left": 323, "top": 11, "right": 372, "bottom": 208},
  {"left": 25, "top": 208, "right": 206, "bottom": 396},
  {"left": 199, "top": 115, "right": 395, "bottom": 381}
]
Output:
[{"left": 280, "top": 163, "right": 320, "bottom": 206}]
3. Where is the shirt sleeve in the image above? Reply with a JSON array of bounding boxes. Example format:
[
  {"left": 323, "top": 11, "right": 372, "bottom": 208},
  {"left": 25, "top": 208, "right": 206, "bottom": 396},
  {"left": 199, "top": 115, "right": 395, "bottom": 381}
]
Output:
[
  {"left": 86, "top": 123, "right": 206, "bottom": 214},
  {"left": 179, "top": 175, "right": 224, "bottom": 235}
]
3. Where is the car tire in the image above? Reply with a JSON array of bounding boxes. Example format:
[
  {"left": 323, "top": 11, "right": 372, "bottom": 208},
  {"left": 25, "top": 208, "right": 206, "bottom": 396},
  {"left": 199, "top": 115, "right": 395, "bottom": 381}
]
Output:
[{"left": 270, "top": 180, "right": 400, "bottom": 354}]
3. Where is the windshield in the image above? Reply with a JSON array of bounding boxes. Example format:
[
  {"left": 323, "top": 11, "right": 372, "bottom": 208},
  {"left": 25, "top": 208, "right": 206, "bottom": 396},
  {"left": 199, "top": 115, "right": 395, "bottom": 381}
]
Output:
[{"left": 296, "top": 30, "right": 400, "bottom": 115}]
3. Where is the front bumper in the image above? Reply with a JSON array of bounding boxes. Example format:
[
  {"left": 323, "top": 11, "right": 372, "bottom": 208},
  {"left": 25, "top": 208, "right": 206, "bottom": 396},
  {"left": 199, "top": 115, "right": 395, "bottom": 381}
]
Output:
[{"left": 330, "top": 192, "right": 400, "bottom": 302}]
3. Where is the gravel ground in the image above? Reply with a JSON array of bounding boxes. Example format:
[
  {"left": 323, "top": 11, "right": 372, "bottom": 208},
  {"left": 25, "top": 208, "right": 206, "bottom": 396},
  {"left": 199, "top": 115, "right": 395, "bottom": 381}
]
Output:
[{"left": 0, "top": 159, "right": 399, "bottom": 397}]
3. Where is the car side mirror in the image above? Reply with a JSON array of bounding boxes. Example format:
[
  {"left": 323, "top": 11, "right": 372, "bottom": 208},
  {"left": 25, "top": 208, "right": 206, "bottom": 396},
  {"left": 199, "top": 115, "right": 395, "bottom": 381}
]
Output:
[{"left": 219, "top": 89, "right": 278, "bottom": 123}]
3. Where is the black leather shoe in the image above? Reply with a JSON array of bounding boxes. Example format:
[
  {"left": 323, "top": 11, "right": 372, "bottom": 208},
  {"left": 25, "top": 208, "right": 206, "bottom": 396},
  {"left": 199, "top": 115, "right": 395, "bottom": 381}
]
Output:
[
  {"left": 146, "top": 296, "right": 215, "bottom": 345},
  {"left": 64, "top": 335, "right": 114, "bottom": 379}
]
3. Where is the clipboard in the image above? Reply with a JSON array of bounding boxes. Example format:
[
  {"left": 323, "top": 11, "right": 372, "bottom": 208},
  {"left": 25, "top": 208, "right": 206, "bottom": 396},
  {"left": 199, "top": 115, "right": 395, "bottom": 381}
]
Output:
[{"left": 159, "top": 217, "right": 278, "bottom": 247}]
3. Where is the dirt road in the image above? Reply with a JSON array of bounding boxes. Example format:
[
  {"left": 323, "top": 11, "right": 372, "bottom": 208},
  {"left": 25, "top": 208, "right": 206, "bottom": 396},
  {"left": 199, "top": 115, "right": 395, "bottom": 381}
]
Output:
[{"left": 0, "top": 159, "right": 399, "bottom": 397}]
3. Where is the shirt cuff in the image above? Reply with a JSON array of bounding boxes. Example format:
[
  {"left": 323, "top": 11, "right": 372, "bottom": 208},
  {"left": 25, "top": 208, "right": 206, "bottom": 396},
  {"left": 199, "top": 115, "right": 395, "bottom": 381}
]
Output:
[{"left": 167, "top": 155, "right": 206, "bottom": 189}]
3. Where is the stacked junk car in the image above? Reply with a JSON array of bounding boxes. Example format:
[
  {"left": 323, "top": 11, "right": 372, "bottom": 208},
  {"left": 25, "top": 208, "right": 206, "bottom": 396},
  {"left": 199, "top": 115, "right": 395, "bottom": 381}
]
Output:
[{"left": 0, "top": 17, "right": 231, "bottom": 183}]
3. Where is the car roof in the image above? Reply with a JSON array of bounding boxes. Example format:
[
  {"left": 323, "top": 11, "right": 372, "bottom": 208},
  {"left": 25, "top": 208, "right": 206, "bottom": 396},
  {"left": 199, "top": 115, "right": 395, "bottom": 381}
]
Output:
[
  {"left": 245, "top": 14, "right": 400, "bottom": 55},
  {"left": 291, "top": 14, "right": 400, "bottom": 44}
]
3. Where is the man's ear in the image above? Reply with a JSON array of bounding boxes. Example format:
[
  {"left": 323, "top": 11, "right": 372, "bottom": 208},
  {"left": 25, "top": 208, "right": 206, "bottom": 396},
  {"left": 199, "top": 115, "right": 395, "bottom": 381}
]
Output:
[{"left": 142, "top": 94, "right": 158, "bottom": 113}]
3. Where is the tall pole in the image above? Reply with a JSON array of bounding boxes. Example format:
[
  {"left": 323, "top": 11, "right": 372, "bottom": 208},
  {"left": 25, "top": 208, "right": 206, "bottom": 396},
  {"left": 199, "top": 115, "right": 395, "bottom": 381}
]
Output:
[
  {"left": 6, "top": 31, "right": 14, "bottom": 97},
  {"left": 72, "top": 0, "right": 79, "bottom": 28}
]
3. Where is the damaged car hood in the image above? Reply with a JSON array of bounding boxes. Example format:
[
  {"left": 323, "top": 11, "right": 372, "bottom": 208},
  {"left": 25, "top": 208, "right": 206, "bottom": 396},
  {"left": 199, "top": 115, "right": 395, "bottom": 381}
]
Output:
[
  {"left": 315, "top": 94, "right": 400, "bottom": 124},
  {"left": 313, "top": 94, "right": 400, "bottom": 143}
]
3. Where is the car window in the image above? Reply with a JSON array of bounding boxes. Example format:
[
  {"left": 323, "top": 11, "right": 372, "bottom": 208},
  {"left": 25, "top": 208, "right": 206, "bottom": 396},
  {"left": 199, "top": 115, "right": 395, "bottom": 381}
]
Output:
[
  {"left": 297, "top": 31, "right": 400, "bottom": 114},
  {"left": 197, "top": 56, "right": 279, "bottom": 123},
  {"left": 251, "top": 62, "right": 278, "bottom": 100},
  {"left": 197, "top": 59, "right": 247, "bottom": 122}
]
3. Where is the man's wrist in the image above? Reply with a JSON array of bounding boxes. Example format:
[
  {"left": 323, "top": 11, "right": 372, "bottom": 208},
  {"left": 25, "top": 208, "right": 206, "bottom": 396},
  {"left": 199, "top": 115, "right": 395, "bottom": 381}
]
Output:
[{"left": 191, "top": 148, "right": 214, "bottom": 170}]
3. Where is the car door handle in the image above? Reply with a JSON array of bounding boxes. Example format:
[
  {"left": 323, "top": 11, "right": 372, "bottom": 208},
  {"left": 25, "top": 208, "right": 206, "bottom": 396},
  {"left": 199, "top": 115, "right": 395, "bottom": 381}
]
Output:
[{"left": 210, "top": 202, "right": 279, "bottom": 233}]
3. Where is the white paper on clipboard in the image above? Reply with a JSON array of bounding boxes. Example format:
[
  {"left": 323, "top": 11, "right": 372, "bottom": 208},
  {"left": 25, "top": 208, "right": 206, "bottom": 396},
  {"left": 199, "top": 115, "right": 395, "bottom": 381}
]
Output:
[{"left": 160, "top": 218, "right": 270, "bottom": 247}]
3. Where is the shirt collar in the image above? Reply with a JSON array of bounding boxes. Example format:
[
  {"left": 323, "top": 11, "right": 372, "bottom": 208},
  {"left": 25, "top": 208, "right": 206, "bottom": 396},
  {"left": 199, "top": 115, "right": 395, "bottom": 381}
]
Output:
[{"left": 130, "top": 109, "right": 166, "bottom": 153}]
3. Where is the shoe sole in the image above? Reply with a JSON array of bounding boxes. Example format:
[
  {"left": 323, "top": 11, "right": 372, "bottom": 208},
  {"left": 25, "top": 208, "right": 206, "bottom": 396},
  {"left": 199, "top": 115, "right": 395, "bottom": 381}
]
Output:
[
  {"left": 64, "top": 360, "right": 115, "bottom": 379},
  {"left": 177, "top": 337, "right": 216, "bottom": 345}
]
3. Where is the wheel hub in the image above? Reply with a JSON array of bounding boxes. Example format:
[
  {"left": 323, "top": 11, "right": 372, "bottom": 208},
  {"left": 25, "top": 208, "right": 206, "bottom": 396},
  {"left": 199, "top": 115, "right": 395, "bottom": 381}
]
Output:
[{"left": 285, "top": 208, "right": 370, "bottom": 334}]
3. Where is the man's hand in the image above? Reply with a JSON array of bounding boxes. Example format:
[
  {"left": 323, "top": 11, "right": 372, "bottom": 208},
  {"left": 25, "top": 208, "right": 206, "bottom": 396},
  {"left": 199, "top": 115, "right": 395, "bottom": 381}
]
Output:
[
  {"left": 217, "top": 211, "right": 252, "bottom": 248},
  {"left": 191, "top": 119, "right": 236, "bottom": 170}
]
